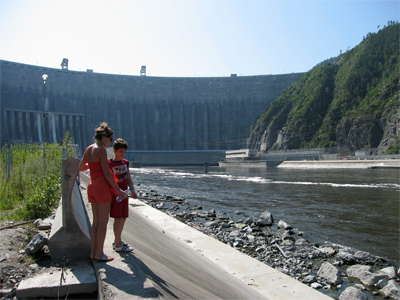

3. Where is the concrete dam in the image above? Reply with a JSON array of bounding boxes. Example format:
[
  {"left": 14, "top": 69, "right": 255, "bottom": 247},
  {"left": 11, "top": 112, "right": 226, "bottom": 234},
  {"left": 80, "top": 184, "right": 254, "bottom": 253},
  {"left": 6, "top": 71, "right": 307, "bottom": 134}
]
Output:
[{"left": 0, "top": 59, "right": 301, "bottom": 163}]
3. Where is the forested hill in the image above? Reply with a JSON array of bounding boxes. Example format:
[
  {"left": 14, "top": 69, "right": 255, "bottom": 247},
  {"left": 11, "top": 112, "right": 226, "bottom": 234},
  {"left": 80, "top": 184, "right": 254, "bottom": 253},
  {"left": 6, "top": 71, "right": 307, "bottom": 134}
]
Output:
[{"left": 248, "top": 22, "right": 399, "bottom": 154}]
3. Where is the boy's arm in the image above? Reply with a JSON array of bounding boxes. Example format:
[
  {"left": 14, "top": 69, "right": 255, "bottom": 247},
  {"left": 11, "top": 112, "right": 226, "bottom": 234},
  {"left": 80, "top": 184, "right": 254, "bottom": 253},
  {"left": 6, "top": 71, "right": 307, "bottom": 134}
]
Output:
[
  {"left": 127, "top": 162, "right": 137, "bottom": 198},
  {"left": 127, "top": 170, "right": 135, "bottom": 191}
]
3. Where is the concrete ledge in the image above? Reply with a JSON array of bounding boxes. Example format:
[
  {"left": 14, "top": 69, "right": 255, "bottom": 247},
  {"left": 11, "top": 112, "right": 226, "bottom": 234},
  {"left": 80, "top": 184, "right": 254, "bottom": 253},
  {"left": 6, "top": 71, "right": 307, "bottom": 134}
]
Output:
[
  {"left": 127, "top": 198, "right": 331, "bottom": 300},
  {"left": 80, "top": 171, "right": 329, "bottom": 299},
  {"left": 16, "top": 261, "right": 97, "bottom": 299},
  {"left": 278, "top": 159, "right": 400, "bottom": 169}
]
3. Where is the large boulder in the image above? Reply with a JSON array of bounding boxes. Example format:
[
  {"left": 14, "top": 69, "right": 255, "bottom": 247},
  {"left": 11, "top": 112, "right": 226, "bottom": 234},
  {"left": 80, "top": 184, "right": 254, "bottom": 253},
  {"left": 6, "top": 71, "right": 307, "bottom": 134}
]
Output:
[
  {"left": 339, "top": 286, "right": 370, "bottom": 300},
  {"left": 317, "top": 262, "right": 341, "bottom": 285},
  {"left": 379, "top": 266, "right": 397, "bottom": 279},
  {"left": 379, "top": 279, "right": 400, "bottom": 300},
  {"left": 255, "top": 209, "right": 273, "bottom": 226},
  {"left": 347, "top": 265, "right": 388, "bottom": 287}
]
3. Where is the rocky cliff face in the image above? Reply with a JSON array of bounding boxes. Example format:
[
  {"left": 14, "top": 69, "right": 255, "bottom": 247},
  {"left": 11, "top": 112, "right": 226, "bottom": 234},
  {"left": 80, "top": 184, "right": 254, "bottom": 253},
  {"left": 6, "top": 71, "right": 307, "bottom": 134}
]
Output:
[{"left": 249, "top": 23, "right": 400, "bottom": 154}]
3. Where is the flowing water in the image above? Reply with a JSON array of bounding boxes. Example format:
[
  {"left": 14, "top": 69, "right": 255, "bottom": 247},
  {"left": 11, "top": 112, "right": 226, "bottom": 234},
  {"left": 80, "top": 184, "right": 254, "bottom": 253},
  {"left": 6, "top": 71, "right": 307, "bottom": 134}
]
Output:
[{"left": 132, "top": 166, "right": 400, "bottom": 263}]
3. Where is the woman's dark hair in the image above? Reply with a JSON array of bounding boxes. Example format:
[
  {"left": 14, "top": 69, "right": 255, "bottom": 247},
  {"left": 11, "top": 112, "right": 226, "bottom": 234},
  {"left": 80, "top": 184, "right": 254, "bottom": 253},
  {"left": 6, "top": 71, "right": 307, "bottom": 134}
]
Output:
[
  {"left": 94, "top": 122, "right": 113, "bottom": 141},
  {"left": 113, "top": 138, "right": 128, "bottom": 150}
]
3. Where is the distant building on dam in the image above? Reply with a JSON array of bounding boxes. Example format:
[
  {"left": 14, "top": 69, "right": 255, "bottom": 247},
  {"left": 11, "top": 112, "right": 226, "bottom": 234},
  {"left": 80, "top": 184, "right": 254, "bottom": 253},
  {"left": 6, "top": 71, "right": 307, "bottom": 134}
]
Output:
[{"left": 0, "top": 59, "right": 302, "bottom": 154}]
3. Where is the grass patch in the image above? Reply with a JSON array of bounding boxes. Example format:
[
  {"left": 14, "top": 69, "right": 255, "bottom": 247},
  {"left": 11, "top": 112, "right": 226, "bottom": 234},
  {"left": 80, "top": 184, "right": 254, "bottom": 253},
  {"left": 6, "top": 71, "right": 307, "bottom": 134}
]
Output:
[{"left": 0, "top": 143, "right": 67, "bottom": 220}]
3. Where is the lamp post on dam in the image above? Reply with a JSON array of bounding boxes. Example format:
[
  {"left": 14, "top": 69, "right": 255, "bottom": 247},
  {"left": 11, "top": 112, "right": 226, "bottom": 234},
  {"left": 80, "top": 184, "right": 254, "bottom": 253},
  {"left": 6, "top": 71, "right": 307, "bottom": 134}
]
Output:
[{"left": 40, "top": 73, "right": 57, "bottom": 144}]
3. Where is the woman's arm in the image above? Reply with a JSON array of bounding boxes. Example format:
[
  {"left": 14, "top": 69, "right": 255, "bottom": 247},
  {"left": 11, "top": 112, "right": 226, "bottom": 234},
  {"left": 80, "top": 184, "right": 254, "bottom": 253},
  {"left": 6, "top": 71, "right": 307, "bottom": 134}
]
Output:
[
  {"left": 79, "top": 148, "right": 90, "bottom": 171},
  {"left": 98, "top": 148, "right": 126, "bottom": 196}
]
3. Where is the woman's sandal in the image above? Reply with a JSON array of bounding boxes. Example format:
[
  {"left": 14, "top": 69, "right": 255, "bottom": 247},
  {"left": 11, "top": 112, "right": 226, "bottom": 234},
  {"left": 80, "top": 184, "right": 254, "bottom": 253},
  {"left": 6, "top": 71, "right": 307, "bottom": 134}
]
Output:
[{"left": 93, "top": 255, "right": 114, "bottom": 262}]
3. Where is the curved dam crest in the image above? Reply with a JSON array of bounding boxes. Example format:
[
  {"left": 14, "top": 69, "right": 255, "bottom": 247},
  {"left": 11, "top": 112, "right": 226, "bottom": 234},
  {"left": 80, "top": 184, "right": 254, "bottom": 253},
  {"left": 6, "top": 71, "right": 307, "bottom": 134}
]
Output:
[{"left": 0, "top": 59, "right": 302, "bottom": 151}]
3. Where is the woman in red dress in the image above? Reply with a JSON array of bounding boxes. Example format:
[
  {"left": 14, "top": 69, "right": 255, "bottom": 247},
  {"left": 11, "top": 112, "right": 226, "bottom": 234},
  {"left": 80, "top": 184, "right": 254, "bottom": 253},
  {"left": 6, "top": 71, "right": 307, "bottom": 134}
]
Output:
[{"left": 80, "top": 122, "right": 126, "bottom": 261}]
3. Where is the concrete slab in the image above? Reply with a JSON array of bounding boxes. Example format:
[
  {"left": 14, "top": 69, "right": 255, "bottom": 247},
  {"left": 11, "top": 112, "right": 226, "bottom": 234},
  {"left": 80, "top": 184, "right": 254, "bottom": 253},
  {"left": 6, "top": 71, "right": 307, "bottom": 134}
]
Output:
[{"left": 16, "top": 261, "right": 97, "bottom": 299}]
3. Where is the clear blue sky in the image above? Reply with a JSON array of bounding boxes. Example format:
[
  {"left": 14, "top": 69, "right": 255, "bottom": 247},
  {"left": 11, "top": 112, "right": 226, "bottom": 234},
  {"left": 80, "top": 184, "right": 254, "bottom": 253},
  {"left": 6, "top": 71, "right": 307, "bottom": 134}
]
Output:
[{"left": 0, "top": 0, "right": 398, "bottom": 77}]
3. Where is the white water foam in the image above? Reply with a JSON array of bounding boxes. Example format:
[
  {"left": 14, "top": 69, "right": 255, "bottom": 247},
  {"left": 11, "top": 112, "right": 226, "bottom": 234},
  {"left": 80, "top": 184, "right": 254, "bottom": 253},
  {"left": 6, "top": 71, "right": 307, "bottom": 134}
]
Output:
[{"left": 132, "top": 168, "right": 400, "bottom": 190}]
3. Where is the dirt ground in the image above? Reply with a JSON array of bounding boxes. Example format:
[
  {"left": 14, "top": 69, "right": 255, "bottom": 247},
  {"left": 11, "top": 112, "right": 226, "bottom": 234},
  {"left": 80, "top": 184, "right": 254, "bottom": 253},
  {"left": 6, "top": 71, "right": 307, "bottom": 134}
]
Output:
[
  {"left": 0, "top": 221, "right": 49, "bottom": 300},
  {"left": 0, "top": 220, "right": 98, "bottom": 300}
]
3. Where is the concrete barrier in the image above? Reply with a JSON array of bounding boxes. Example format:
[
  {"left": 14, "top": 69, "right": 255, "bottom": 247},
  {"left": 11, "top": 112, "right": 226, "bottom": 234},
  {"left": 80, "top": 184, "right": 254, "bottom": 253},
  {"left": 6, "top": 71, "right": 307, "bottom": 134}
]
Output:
[{"left": 48, "top": 158, "right": 91, "bottom": 261}]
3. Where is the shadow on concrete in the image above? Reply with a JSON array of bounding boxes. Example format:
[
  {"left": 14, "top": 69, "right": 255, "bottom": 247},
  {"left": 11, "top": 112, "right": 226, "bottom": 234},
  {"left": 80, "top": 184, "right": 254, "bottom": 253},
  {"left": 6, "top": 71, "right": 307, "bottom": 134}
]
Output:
[{"left": 96, "top": 251, "right": 178, "bottom": 299}]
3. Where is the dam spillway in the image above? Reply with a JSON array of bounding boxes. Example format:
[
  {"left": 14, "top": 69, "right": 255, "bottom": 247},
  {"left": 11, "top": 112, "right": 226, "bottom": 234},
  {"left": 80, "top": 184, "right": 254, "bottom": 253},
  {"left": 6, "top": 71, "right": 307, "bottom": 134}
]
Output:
[{"left": 0, "top": 59, "right": 302, "bottom": 151}]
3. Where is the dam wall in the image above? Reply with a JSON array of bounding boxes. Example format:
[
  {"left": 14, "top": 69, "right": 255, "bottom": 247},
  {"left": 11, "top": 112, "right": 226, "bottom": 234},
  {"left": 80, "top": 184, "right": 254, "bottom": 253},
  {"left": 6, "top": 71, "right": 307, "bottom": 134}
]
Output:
[{"left": 0, "top": 59, "right": 302, "bottom": 151}]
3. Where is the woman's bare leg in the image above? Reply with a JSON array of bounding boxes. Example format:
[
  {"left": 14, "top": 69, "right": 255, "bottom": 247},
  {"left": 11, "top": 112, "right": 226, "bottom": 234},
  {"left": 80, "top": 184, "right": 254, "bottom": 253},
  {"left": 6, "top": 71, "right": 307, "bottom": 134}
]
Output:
[
  {"left": 90, "top": 203, "right": 98, "bottom": 259},
  {"left": 113, "top": 218, "right": 126, "bottom": 247},
  {"left": 95, "top": 202, "right": 111, "bottom": 258}
]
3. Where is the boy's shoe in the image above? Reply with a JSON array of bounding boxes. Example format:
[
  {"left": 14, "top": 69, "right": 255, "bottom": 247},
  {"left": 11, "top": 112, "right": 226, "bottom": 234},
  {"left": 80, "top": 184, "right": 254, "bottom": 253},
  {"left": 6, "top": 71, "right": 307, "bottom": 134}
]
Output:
[{"left": 113, "top": 242, "right": 133, "bottom": 253}]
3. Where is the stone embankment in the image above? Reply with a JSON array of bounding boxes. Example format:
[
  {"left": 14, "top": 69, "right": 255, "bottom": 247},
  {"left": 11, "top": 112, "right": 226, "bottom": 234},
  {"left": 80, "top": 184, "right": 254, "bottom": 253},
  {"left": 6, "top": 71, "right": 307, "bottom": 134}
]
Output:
[{"left": 136, "top": 185, "right": 400, "bottom": 300}]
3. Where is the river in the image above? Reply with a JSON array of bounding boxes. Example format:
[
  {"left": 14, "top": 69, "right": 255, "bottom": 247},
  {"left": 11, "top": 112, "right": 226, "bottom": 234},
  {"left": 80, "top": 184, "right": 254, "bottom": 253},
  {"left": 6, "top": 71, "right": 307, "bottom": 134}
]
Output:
[{"left": 131, "top": 166, "right": 400, "bottom": 263}]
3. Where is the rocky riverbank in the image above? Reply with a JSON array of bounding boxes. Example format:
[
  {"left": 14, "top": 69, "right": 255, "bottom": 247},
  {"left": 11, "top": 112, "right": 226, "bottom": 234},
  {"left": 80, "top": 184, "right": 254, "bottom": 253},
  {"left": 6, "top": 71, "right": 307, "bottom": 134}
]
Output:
[{"left": 135, "top": 185, "right": 400, "bottom": 300}]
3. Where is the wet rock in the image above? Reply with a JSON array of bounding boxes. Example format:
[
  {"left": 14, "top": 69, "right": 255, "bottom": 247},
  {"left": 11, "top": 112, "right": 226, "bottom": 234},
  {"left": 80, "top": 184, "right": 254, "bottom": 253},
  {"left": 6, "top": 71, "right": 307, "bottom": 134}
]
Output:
[
  {"left": 255, "top": 209, "right": 273, "bottom": 226},
  {"left": 295, "top": 238, "right": 308, "bottom": 246},
  {"left": 375, "top": 278, "right": 389, "bottom": 289},
  {"left": 319, "top": 246, "right": 336, "bottom": 257},
  {"left": 339, "top": 286, "right": 370, "bottom": 300},
  {"left": 281, "top": 239, "right": 294, "bottom": 246},
  {"left": 246, "top": 235, "right": 255, "bottom": 243},
  {"left": 234, "top": 210, "right": 244, "bottom": 215},
  {"left": 317, "top": 262, "right": 341, "bottom": 285},
  {"left": 244, "top": 217, "right": 254, "bottom": 225},
  {"left": 337, "top": 250, "right": 356, "bottom": 264},
  {"left": 233, "top": 223, "right": 246, "bottom": 229},
  {"left": 379, "top": 279, "right": 400, "bottom": 300},
  {"left": 311, "top": 282, "right": 322, "bottom": 289},
  {"left": 354, "top": 250, "right": 374, "bottom": 263},
  {"left": 229, "top": 230, "right": 240, "bottom": 238},
  {"left": 204, "top": 220, "right": 219, "bottom": 227},
  {"left": 232, "top": 240, "right": 243, "bottom": 247},
  {"left": 379, "top": 266, "right": 397, "bottom": 279},
  {"left": 243, "top": 226, "right": 253, "bottom": 233},
  {"left": 260, "top": 227, "right": 273, "bottom": 237},
  {"left": 277, "top": 220, "right": 292, "bottom": 230},
  {"left": 347, "top": 265, "right": 388, "bottom": 287},
  {"left": 25, "top": 233, "right": 47, "bottom": 255},
  {"left": 303, "top": 274, "right": 316, "bottom": 283},
  {"left": 207, "top": 209, "right": 216, "bottom": 217},
  {"left": 255, "top": 246, "right": 265, "bottom": 253}
]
